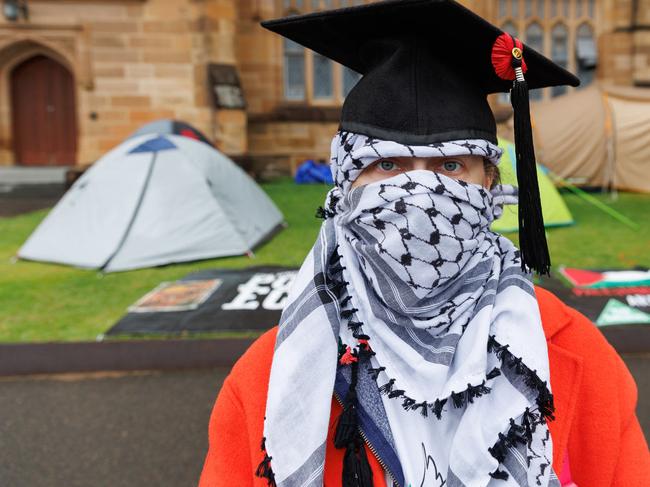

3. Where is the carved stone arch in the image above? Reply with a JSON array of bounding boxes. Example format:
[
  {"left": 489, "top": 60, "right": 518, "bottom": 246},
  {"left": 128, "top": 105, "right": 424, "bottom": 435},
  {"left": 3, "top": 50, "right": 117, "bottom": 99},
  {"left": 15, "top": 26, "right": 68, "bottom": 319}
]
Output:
[{"left": 0, "top": 37, "right": 77, "bottom": 77}]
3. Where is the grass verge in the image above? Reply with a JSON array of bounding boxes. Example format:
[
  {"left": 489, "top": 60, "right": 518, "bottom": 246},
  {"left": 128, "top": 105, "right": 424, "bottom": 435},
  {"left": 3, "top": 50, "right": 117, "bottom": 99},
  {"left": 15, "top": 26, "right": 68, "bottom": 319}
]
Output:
[{"left": 0, "top": 181, "right": 648, "bottom": 343}]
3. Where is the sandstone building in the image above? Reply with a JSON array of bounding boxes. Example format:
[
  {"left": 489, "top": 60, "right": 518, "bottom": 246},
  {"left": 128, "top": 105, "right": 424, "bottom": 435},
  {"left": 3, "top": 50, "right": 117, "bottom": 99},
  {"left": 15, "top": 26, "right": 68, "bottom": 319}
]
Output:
[{"left": 1, "top": 0, "right": 648, "bottom": 173}]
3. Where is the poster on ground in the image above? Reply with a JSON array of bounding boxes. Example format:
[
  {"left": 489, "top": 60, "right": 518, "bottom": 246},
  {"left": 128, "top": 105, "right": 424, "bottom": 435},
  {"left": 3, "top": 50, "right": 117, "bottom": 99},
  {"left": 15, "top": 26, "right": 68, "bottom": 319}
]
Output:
[
  {"left": 107, "top": 266, "right": 298, "bottom": 336},
  {"left": 539, "top": 267, "right": 650, "bottom": 327},
  {"left": 108, "top": 266, "right": 650, "bottom": 343}
]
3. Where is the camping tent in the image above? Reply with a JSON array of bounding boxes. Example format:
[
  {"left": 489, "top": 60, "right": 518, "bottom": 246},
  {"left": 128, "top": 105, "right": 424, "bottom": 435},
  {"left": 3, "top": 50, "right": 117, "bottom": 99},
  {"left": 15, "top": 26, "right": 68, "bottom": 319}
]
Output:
[
  {"left": 491, "top": 138, "right": 574, "bottom": 233},
  {"left": 530, "top": 84, "right": 650, "bottom": 192},
  {"left": 129, "top": 119, "right": 212, "bottom": 147},
  {"left": 19, "top": 134, "right": 284, "bottom": 272}
]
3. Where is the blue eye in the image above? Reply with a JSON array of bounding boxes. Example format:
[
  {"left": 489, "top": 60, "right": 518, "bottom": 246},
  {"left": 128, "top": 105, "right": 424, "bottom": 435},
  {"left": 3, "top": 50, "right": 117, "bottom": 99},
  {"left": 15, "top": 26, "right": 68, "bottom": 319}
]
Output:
[
  {"left": 442, "top": 161, "right": 462, "bottom": 172},
  {"left": 378, "top": 160, "right": 398, "bottom": 171}
]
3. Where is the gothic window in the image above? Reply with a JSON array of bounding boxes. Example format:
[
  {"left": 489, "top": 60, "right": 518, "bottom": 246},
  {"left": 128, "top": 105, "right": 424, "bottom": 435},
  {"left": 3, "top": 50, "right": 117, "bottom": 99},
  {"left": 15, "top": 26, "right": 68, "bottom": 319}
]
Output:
[
  {"left": 525, "top": 22, "right": 545, "bottom": 100},
  {"left": 497, "top": 0, "right": 598, "bottom": 103},
  {"left": 502, "top": 21, "right": 518, "bottom": 37},
  {"left": 588, "top": 0, "right": 595, "bottom": 18},
  {"left": 283, "top": 0, "right": 304, "bottom": 9},
  {"left": 311, "top": 0, "right": 332, "bottom": 10},
  {"left": 313, "top": 53, "right": 334, "bottom": 99},
  {"left": 280, "top": 0, "right": 371, "bottom": 104},
  {"left": 511, "top": 0, "right": 519, "bottom": 17},
  {"left": 525, "top": 22, "right": 544, "bottom": 51},
  {"left": 499, "top": 0, "right": 508, "bottom": 18},
  {"left": 284, "top": 39, "right": 305, "bottom": 100},
  {"left": 576, "top": 22, "right": 597, "bottom": 87},
  {"left": 343, "top": 67, "right": 361, "bottom": 96}
]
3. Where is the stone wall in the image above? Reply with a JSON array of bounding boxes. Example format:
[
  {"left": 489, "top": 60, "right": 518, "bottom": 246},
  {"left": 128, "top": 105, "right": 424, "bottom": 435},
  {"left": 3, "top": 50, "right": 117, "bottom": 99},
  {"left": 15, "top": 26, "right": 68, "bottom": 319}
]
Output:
[
  {"left": 0, "top": 0, "right": 647, "bottom": 170},
  {"left": 0, "top": 0, "right": 244, "bottom": 166},
  {"left": 598, "top": 0, "right": 650, "bottom": 86},
  {"left": 632, "top": 0, "right": 650, "bottom": 85}
]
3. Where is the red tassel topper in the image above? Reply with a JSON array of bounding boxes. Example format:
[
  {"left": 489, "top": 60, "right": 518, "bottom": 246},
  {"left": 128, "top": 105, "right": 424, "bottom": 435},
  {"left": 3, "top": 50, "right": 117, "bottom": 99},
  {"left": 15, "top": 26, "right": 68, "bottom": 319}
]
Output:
[
  {"left": 491, "top": 33, "right": 528, "bottom": 81},
  {"left": 339, "top": 346, "right": 358, "bottom": 365}
]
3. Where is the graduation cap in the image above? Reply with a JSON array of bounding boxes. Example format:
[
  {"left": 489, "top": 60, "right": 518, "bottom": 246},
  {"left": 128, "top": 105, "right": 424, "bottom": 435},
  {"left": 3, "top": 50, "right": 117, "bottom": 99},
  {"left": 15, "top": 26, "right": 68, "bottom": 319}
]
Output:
[{"left": 262, "top": 0, "right": 580, "bottom": 275}]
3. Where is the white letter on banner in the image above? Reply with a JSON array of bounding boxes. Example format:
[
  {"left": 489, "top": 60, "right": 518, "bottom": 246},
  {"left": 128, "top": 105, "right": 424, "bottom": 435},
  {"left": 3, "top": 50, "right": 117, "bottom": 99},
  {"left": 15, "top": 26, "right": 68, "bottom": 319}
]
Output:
[
  {"left": 627, "top": 294, "right": 650, "bottom": 308},
  {"left": 262, "top": 272, "right": 297, "bottom": 310},
  {"left": 221, "top": 274, "right": 275, "bottom": 310}
]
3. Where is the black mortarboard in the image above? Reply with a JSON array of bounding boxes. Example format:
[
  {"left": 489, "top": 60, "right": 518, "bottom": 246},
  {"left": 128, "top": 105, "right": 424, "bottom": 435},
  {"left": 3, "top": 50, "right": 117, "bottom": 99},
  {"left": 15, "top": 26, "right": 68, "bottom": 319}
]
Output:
[{"left": 262, "top": 0, "right": 580, "bottom": 275}]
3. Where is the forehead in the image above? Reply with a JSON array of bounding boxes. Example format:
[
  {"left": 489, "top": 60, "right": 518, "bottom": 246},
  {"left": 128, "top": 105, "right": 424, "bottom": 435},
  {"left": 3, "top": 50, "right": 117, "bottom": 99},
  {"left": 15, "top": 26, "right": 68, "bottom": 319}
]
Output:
[{"left": 388, "top": 155, "right": 486, "bottom": 162}]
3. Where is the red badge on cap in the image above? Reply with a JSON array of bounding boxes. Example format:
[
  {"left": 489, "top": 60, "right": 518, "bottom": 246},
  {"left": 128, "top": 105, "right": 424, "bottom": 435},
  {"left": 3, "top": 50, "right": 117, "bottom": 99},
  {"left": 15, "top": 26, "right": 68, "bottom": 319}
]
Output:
[{"left": 492, "top": 33, "right": 528, "bottom": 81}]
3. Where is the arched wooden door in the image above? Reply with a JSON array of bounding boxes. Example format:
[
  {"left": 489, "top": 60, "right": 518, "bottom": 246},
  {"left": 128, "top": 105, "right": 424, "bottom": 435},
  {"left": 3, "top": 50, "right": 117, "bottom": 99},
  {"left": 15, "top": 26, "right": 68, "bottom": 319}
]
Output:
[{"left": 11, "top": 55, "right": 77, "bottom": 166}]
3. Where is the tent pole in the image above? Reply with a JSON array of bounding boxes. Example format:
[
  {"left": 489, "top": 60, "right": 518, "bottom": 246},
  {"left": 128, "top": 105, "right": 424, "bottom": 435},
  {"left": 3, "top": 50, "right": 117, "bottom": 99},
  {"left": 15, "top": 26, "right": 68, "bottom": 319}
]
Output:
[
  {"left": 550, "top": 172, "right": 639, "bottom": 230},
  {"left": 101, "top": 151, "right": 159, "bottom": 271}
]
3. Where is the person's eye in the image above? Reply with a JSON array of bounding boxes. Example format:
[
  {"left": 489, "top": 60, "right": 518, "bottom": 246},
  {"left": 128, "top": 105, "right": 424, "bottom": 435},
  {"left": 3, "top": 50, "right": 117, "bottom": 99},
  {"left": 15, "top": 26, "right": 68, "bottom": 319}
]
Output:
[
  {"left": 377, "top": 160, "right": 398, "bottom": 172},
  {"left": 442, "top": 160, "right": 463, "bottom": 172}
]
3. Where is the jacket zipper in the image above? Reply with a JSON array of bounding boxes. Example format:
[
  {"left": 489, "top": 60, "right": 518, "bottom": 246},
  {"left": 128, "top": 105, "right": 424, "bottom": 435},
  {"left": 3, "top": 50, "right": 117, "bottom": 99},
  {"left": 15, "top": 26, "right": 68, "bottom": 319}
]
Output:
[{"left": 333, "top": 391, "right": 402, "bottom": 487}]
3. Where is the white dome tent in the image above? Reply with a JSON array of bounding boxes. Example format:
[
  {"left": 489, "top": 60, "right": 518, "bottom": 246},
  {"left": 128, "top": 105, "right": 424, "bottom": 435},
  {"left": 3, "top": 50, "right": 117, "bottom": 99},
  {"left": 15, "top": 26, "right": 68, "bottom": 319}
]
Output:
[{"left": 19, "top": 134, "right": 284, "bottom": 272}]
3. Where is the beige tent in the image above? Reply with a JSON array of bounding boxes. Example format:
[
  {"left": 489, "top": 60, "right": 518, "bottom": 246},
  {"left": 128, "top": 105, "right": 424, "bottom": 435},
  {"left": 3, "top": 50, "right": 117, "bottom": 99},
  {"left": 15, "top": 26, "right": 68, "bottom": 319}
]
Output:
[{"left": 529, "top": 84, "right": 650, "bottom": 193}]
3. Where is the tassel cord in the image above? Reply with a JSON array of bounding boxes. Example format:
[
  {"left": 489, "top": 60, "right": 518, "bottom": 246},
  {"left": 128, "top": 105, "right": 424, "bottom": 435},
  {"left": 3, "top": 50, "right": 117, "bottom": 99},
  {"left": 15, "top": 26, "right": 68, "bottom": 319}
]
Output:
[{"left": 510, "top": 51, "right": 551, "bottom": 275}]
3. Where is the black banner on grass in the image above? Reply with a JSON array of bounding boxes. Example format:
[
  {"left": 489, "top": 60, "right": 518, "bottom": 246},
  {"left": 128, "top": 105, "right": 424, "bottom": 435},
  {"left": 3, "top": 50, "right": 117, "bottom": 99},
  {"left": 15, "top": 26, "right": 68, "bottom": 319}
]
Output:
[{"left": 106, "top": 267, "right": 298, "bottom": 337}]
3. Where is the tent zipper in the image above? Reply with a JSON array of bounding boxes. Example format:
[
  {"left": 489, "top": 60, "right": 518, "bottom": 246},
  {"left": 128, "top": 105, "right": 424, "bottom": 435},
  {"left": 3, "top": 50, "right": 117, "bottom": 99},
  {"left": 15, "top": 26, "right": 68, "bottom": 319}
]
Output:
[{"left": 333, "top": 391, "right": 401, "bottom": 487}]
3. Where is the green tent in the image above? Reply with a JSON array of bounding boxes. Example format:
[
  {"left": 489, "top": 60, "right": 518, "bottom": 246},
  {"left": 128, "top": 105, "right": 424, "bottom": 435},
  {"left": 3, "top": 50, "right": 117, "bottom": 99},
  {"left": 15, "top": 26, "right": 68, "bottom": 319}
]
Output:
[{"left": 491, "top": 138, "right": 574, "bottom": 233}]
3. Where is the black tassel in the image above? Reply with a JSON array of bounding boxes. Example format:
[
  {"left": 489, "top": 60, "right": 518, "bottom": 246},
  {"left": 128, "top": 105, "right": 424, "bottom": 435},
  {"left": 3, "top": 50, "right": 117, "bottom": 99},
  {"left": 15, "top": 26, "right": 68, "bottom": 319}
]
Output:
[
  {"left": 335, "top": 361, "right": 360, "bottom": 448},
  {"left": 378, "top": 378, "right": 396, "bottom": 395},
  {"left": 522, "top": 407, "right": 537, "bottom": 443},
  {"left": 415, "top": 401, "right": 429, "bottom": 418},
  {"left": 340, "top": 296, "right": 353, "bottom": 307},
  {"left": 509, "top": 44, "right": 551, "bottom": 275},
  {"left": 468, "top": 381, "right": 491, "bottom": 402},
  {"left": 316, "top": 206, "right": 336, "bottom": 219},
  {"left": 487, "top": 335, "right": 498, "bottom": 353},
  {"left": 490, "top": 468, "right": 509, "bottom": 481},
  {"left": 451, "top": 390, "right": 464, "bottom": 408},
  {"left": 432, "top": 398, "right": 447, "bottom": 419},
  {"left": 488, "top": 433, "right": 509, "bottom": 463},
  {"left": 486, "top": 367, "right": 501, "bottom": 380},
  {"left": 367, "top": 366, "right": 385, "bottom": 381},
  {"left": 341, "top": 308, "right": 358, "bottom": 319},
  {"left": 536, "top": 385, "right": 556, "bottom": 422},
  {"left": 342, "top": 438, "right": 374, "bottom": 487},
  {"left": 335, "top": 357, "right": 373, "bottom": 487},
  {"left": 255, "top": 437, "right": 277, "bottom": 487},
  {"left": 334, "top": 390, "right": 359, "bottom": 448},
  {"left": 348, "top": 321, "right": 364, "bottom": 332},
  {"left": 387, "top": 389, "right": 405, "bottom": 399},
  {"left": 488, "top": 336, "right": 556, "bottom": 423},
  {"left": 401, "top": 397, "right": 417, "bottom": 410}
]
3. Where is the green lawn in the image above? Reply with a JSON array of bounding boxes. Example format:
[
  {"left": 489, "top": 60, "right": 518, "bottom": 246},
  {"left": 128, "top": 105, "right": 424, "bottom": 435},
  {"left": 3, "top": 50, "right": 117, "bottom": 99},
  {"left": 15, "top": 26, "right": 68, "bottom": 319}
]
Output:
[{"left": 0, "top": 180, "right": 648, "bottom": 343}]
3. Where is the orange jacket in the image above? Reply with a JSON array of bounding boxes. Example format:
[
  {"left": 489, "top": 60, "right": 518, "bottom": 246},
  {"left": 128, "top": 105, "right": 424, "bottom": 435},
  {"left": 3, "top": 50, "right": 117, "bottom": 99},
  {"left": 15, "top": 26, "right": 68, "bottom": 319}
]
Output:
[{"left": 199, "top": 288, "right": 649, "bottom": 486}]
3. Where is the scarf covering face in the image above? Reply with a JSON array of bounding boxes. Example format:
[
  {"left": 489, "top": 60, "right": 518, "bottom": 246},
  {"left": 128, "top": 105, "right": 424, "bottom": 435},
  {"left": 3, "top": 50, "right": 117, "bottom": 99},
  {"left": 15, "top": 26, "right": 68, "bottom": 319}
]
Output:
[{"left": 260, "top": 132, "right": 556, "bottom": 487}]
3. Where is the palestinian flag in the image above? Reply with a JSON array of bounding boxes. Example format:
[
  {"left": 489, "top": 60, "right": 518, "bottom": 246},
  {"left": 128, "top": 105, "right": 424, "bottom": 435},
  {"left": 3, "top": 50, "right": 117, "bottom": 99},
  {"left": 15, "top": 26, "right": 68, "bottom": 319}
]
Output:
[{"left": 559, "top": 267, "right": 650, "bottom": 289}]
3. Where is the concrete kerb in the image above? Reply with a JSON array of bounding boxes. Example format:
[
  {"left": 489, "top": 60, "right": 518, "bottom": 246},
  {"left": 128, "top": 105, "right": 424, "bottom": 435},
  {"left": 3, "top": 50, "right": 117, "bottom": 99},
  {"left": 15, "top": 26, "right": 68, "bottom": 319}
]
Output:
[
  {"left": 0, "top": 325, "right": 647, "bottom": 377},
  {"left": 0, "top": 338, "right": 256, "bottom": 376}
]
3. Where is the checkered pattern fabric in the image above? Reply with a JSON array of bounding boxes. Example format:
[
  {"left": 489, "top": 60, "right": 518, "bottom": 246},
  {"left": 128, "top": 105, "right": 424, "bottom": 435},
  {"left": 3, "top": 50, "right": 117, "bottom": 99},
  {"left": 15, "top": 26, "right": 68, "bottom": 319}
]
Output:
[{"left": 261, "top": 132, "right": 556, "bottom": 487}]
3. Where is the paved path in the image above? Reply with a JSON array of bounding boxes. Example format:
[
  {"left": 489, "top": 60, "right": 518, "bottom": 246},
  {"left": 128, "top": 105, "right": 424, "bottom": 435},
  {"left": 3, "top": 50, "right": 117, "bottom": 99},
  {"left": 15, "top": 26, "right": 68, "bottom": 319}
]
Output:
[
  {"left": 0, "top": 183, "right": 65, "bottom": 217},
  {"left": 0, "top": 368, "right": 227, "bottom": 487},
  {"left": 0, "top": 356, "right": 648, "bottom": 487},
  {"left": 0, "top": 167, "right": 67, "bottom": 185}
]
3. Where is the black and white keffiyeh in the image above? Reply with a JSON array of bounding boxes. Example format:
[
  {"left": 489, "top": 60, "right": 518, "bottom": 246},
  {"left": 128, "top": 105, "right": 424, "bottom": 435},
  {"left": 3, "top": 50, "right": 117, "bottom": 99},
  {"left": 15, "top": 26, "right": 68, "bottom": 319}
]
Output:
[{"left": 259, "top": 132, "right": 557, "bottom": 487}]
